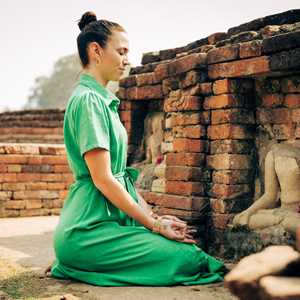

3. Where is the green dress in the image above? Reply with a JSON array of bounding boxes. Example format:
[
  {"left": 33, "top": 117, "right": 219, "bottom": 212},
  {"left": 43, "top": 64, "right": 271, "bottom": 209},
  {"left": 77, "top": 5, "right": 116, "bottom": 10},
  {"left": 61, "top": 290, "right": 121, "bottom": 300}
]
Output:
[{"left": 51, "top": 73, "right": 226, "bottom": 286}]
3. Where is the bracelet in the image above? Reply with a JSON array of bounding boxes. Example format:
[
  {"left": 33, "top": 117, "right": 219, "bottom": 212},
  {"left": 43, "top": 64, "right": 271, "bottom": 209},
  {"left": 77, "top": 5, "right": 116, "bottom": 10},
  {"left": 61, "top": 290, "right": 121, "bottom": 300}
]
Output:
[{"left": 152, "top": 217, "right": 162, "bottom": 234}]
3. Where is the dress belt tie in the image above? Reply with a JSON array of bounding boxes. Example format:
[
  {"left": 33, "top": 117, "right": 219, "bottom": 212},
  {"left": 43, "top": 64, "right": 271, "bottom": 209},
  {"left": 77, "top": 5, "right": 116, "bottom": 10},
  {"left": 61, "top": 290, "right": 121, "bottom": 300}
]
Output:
[{"left": 76, "top": 166, "right": 140, "bottom": 217}]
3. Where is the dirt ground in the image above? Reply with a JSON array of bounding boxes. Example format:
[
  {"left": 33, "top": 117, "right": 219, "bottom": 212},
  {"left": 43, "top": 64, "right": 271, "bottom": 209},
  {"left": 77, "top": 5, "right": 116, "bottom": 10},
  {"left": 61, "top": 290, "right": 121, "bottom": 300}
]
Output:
[{"left": 0, "top": 216, "right": 236, "bottom": 300}]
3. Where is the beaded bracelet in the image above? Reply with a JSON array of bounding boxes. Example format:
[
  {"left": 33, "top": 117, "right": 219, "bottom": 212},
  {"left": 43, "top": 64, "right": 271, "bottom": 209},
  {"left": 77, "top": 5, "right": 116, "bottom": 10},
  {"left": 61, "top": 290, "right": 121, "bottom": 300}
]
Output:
[{"left": 152, "top": 217, "right": 162, "bottom": 233}]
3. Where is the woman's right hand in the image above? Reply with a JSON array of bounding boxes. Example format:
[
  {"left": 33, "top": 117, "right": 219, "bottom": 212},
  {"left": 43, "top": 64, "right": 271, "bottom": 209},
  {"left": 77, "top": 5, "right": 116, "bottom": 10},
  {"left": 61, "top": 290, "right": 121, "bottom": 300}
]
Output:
[{"left": 158, "top": 218, "right": 197, "bottom": 244}]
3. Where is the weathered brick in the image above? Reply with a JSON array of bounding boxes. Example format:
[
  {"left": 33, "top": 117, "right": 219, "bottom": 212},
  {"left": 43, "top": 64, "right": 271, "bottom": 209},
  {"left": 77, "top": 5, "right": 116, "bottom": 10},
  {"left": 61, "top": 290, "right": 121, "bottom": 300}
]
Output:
[
  {"left": 164, "top": 95, "right": 203, "bottom": 112},
  {"left": 2, "top": 183, "right": 26, "bottom": 191},
  {"left": 211, "top": 109, "right": 255, "bottom": 124},
  {"left": 284, "top": 94, "right": 300, "bottom": 108},
  {"left": 211, "top": 213, "right": 234, "bottom": 229},
  {"left": 119, "top": 100, "right": 140, "bottom": 111},
  {"left": 173, "top": 138, "right": 208, "bottom": 153},
  {"left": 0, "top": 191, "right": 12, "bottom": 200},
  {"left": 240, "top": 40, "right": 262, "bottom": 58},
  {"left": 0, "top": 155, "right": 28, "bottom": 164},
  {"left": 166, "top": 166, "right": 210, "bottom": 181},
  {"left": 210, "top": 140, "right": 253, "bottom": 154},
  {"left": 126, "top": 85, "right": 163, "bottom": 100},
  {"left": 116, "top": 87, "right": 126, "bottom": 100},
  {"left": 207, "top": 154, "right": 252, "bottom": 170},
  {"left": 281, "top": 76, "right": 300, "bottom": 93},
  {"left": 141, "top": 191, "right": 208, "bottom": 211},
  {"left": 207, "top": 32, "right": 228, "bottom": 44},
  {"left": 270, "top": 48, "right": 300, "bottom": 71},
  {"left": 256, "top": 109, "right": 273, "bottom": 124},
  {"left": 16, "top": 173, "right": 41, "bottom": 182},
  {"left": 119, "top": 111, "right": 132, "bottom": 122},
  {"left": 211, "top": 183, "right": 251, "bottom": 198},
  {"left": 165, "top": 111, "right": 210, "bottom": 127},
  {"left": 208, "top": 124, "right": 254, "bottom": 139},
  {"left": 53, "top": 165, "right": 71, "bottom": 173},
  {"left": 20, "top": 209, "right": 45, "bottom": 217},
  {"left": 5, "top": 200, "right": 25, "bottom": 209},
  {"left": 47, "top": 182, "right": 66, "bottom": 190},
  {"left": 210, "top": 197, "right": 252, "bottom": 214},
  {"left": 292, "top": 109, "right": 300, "bottom": 123},
  {"left": 273, "top": 124, "right": 296, "bottom": 139},
  {"left": 136, "top": 73, "right": 159, "bottom": 86},
  {"left": 204, "top": 94, "right": 253, "bottom": 110},
  {"left": 180, "top": 70, "right": 208, "bottom": 89},
  {"left": 168, "top": 53, "right": 207, "bottom": 75},
  {"left": 154, "top": 63, "right": 169, "bottom": 81},
  {"left": 40, "top": 174, "right": 63, "bottom": 182},
  {"left": 0, "top": 164, "right": 7, "bottom": 172},
  {"left": 208, "top": 56, "right": 270, "bottom": 79},
  {"left": 7, "top": 164, "right": 22, "bottom": 173},
  {"left": 0, "top": 173, "right": 17, "bottom": 182},
  {"left": 207, "top": 45, "right": 239, "bottom": 64},
  {"left": 272, "top": 108, "right": 291, "bottom": 124},
  {"left": 25, "top": 182, "right": 48, "bottom": 190},
  {"left": 212, "top": 79, "right": 254, "bottom": 95},
  {"left": 261, "top": 94, "right": 284, "bottom": 107},
  {"left": 166, "top": 153, "right": 205, "bottom": 166},
  {"left": 212, "top": 170, "right": 253, "bottom": 184},
  {"left": 25, "top": 199, "right": 42, "bottom": 209},
  {"left": 186, "top": 83, "right": 212, "bottom": 96},
  {"left": 60, "top": 190, "right": 69, "bottom": 199},
  {"left": 119, "top": 75, "right": 137, "bottom": 88},
  {"left": 255, "top": 78, "right": 281, "bottom": 94},
  {"left": 166, "top": 181, "right": 205, "bottom": 196}
]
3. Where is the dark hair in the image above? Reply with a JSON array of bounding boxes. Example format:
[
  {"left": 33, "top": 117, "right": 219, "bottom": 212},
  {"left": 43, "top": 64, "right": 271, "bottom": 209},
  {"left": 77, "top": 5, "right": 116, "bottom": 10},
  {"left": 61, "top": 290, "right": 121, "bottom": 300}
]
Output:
[{"left": 76, "top": 11, "right": 125, "bottom": 67}]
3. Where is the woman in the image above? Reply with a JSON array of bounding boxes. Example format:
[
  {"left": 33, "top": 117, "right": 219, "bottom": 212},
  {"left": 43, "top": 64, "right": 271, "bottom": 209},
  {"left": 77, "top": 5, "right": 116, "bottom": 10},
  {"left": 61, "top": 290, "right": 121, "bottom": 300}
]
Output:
[{"left": 50, "top": 11, "right": 226, "bottom": 286}]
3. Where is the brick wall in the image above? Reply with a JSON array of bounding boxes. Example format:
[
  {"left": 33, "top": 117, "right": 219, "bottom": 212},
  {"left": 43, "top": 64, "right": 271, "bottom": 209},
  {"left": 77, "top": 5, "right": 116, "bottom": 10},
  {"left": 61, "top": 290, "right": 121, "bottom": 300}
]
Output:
[
  {"left": 0, "top": 144, "right": 72, "bottom": 217},
  {"left": 0, "top": 109, "right": 64, "bottom": 143}
]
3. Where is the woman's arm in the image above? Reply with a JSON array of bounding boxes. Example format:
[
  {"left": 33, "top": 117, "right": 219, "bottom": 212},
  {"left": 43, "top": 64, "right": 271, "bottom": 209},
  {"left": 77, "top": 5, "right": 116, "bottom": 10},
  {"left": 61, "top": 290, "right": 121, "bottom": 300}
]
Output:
[{"left": 84, "top": 148, "right": 156, "bottom": 230}]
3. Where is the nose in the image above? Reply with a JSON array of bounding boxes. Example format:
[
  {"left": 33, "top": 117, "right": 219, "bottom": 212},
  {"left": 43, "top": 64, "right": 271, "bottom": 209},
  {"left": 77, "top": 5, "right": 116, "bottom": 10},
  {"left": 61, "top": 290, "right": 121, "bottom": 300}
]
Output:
[{"left": 123, "top": 54, "right": 130, "bottom": 66}]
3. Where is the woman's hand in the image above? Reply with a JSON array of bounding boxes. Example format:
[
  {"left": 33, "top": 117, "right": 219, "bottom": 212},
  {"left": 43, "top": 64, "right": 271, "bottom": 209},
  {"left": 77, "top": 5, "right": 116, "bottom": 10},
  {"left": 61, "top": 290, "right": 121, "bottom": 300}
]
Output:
[{"left": 156, "top": 217, "right": 197, "bottom": 244}]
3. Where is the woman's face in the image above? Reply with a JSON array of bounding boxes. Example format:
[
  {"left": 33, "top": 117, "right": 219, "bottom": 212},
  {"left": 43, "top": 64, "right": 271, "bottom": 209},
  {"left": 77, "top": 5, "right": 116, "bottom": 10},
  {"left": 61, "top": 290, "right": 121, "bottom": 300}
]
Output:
[{"left": 100, "top": 30, "right": 130, "bottom": 82}]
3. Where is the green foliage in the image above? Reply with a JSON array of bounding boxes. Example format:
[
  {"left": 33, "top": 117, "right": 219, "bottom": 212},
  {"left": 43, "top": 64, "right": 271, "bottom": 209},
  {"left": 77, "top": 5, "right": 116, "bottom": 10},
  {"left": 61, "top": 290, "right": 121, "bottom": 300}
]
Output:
[{"left": 24, "top": 54, "right": 81, "bottom": 109}]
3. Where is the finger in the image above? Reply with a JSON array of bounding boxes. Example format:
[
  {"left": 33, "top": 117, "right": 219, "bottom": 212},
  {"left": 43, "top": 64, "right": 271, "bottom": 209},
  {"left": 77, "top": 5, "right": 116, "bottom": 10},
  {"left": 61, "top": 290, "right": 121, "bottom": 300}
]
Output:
[
  {"left": 182, "top": 238, "right": 197, "bottom": 244},
  {"left": 171, "top": 221, "right": 186, "bottom": 229}
]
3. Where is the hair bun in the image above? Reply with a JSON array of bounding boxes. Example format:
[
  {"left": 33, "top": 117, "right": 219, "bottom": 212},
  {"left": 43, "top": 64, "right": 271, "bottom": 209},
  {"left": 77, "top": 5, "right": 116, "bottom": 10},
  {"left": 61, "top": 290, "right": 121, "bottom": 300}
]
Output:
[{"left": 78, "top": 11, "right": 97, "bottom": 31}]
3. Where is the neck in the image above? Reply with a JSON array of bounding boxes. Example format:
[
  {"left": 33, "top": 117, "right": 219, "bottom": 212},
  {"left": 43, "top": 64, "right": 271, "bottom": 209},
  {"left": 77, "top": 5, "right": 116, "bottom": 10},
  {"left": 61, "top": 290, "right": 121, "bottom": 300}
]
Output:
[{"left": 82, "top": 66, "right": 108, "bottom": 87}]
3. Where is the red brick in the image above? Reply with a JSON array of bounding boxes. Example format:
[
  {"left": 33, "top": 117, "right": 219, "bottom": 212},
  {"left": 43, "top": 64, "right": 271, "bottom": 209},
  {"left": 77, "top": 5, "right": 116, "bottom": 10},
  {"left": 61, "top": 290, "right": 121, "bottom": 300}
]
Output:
[
  {"left": 261, "top": 94, "right": 284, "bottom": 107},
  {"left": 5, "top": 200, "right": 25, "bottom": 209},
  {"left": 116, "top": 87, "right": 126, "bottom": 99},
  {"left": 272, "top": 108, "right": 291, "bottom": 124},
  {"left": 2, "top": 183, "right": 26, "bottom": 191},
  {"left": 27, "top": 156, "right": 43, "bottom": 165},
  {"left": 207, "top": 154, "right": 252, "bottom": 170},
  {"left": 126, "top": 85, "right": 163, "bottom": 100},
  {"left": 40, "top": 174, "right": 62, "bottom": 182},
  {"left": 136, "top": 73, "right": 158, "bottom": 86},
  {"left": 119, "top": 75, "right": 137, "bottom": 88},
  {"left": 53, "top": 199, "right": 64, "bottom": 208},
  {"left": 284, "top": 94, "right": 300, "bottom": 108},
  {"left": 25, "top": 182, "right": 48, "bottom": 190},
  {"left": 0, "top": 155, "right": 28, "bottom": 164},
  {"left": 207, "top": 45, "right": 239, "bottom": 64},
  {"left": 211, "top": 109, "right": 255, "bottom": 124},
  {"left": 256, "top": 109, "right": 273, "bottom": 124},
  {"left": 60, "top": 190, "right": 69, "bottom": 199},
  {"left": 119, "top": 100, "right": 140, "bottom": 111},
  {"left": 39, "top": 145, "right": 65, "bottom": 155},
  {"left": 154, "top": 63, "right": 169, "bottom": 81},
  {"left": 208, "top": 56, "right": 270, "bottom": 79},
  {"left": 207, "top": 32, "right": 227, "bottom": 44},
  {"left": 25, "top": 199, "right": 42, "bottom": 209},
  {"left": 164, "top": 95, "right": 203, "bottom": 112},
  {"left": 168, "top": 53, "right": 207, "bottom": 75},
  {"left": 166, "top": 153, "right": 205, "bottom": 166},
  {"left": 212, "top": 79, "right": 254, "bottom": 95},
  {"left": 7, "top": 164, "right": 22, "bottom": 173},
  {"left": 0, "top": 191, "right": 12, "bottom": 200},
  {"left": 119, "top": 111, "right": 132, "bottom": 122},
  {"left": 212, "top": 170, "right": 253, "bottom": 184},
  {"left": 53, "top": 165, "right": 71, "bottom": 173},
  {"left": 239, "top": 40, "right": 262, "bottom": 58},
  {"left": 3, "top": 210, "right": 20, "bottom": 217},
  {"left": 173, "top": 138, "right": 208, "bottom": 153},
  {"left": 166, "top": 181, "right": 205, "bottom": 196},
  {"left": 187, "top": 83, "right": 212, "bottom": 96},
  {"left": 0, "top": 164, "right": 7, "bottom": 172},
  {"left": 181, "top": 125, "right": 206, "bottom": 138},
  {"left": 180, "top": 70, "right": 205, "bottom": 88},
  {"left": 211, "top": 183, "right": 251, "bottom": 198},
  {"left": 16, "top": 173, "right": 41, "bottom": 182},
  {"left": 281, "top": 76, "right": 300, "bottom": 93},
  {"left": 166, "top": 111, "right": 210, "bottom": 127},
  {"left": 273, "top": 124, "right": 296, "bottom": 139},
  {"left": 208, "top": 124, "right": 254, "bottom": 139},
  {"left": 211, "top": 213, "right": 234, "bottom": 229},
  {"left": 166, "top": 166, "right": 210, "bottom": 181},
  {"left": 0, "top": 173, "right": 17, "bottom": 182},
  {"left": 41, "top": 155, "right": 67, "bottom": 165},
  {"left": 47, "top": 182, "right": 65, "bottom": 190},
  {"left": 20, "top": 209, "right": 45, "bottom": 217},
  {"left": 61, "top": 174, "right": 74, "bottom": 184},
  {"left": 141, "top": 191, "right": 208, "bottom": 211},
  {"left": 296, "top": 125, "right": 300, "bottom": 138},
  {"left": 210, "top": 198, "right": 251, "bottom": 214},
  {"left": 204, "top": 94, "right": 251, "bottom": 110},
  {"left": 292, "top": 109, "right": 300, "bottom": 123},
  {"left": 210, "top": 140, "right": 252, "bottom": 154}
]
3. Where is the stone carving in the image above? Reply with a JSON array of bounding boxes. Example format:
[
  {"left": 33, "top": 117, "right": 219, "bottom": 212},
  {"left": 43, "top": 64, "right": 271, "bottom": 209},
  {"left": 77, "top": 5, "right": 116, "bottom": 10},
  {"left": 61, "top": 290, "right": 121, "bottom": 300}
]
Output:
[{"left": 233, "top": 141, "right": 300, "bottom": 234}]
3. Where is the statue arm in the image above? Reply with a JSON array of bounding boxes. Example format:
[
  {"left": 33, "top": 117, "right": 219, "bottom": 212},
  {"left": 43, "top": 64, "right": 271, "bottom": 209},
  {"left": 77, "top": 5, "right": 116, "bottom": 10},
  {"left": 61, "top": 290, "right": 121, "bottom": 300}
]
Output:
[{"left": 246, "top": 150, "right": 280, "bottom": 214}]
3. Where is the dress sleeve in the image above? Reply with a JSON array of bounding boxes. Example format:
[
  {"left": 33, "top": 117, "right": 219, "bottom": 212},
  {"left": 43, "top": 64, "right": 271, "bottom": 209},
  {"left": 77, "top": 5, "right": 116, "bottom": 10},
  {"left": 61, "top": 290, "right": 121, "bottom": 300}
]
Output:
[{"left": 75, "top": 92, "right": 110, "bottom": 157}]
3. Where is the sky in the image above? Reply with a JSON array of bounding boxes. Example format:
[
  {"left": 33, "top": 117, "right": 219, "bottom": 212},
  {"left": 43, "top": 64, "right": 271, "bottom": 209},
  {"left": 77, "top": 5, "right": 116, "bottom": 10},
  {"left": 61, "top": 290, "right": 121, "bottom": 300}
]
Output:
[{"left": 0, "top": 0, "right": 299, "bottom": 112}]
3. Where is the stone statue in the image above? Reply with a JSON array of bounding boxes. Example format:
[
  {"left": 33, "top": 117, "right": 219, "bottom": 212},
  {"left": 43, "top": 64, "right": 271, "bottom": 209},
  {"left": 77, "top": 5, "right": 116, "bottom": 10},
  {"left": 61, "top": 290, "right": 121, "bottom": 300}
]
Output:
[{"left": 233, "top": 141, "right": 300, "bottom": 234}]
